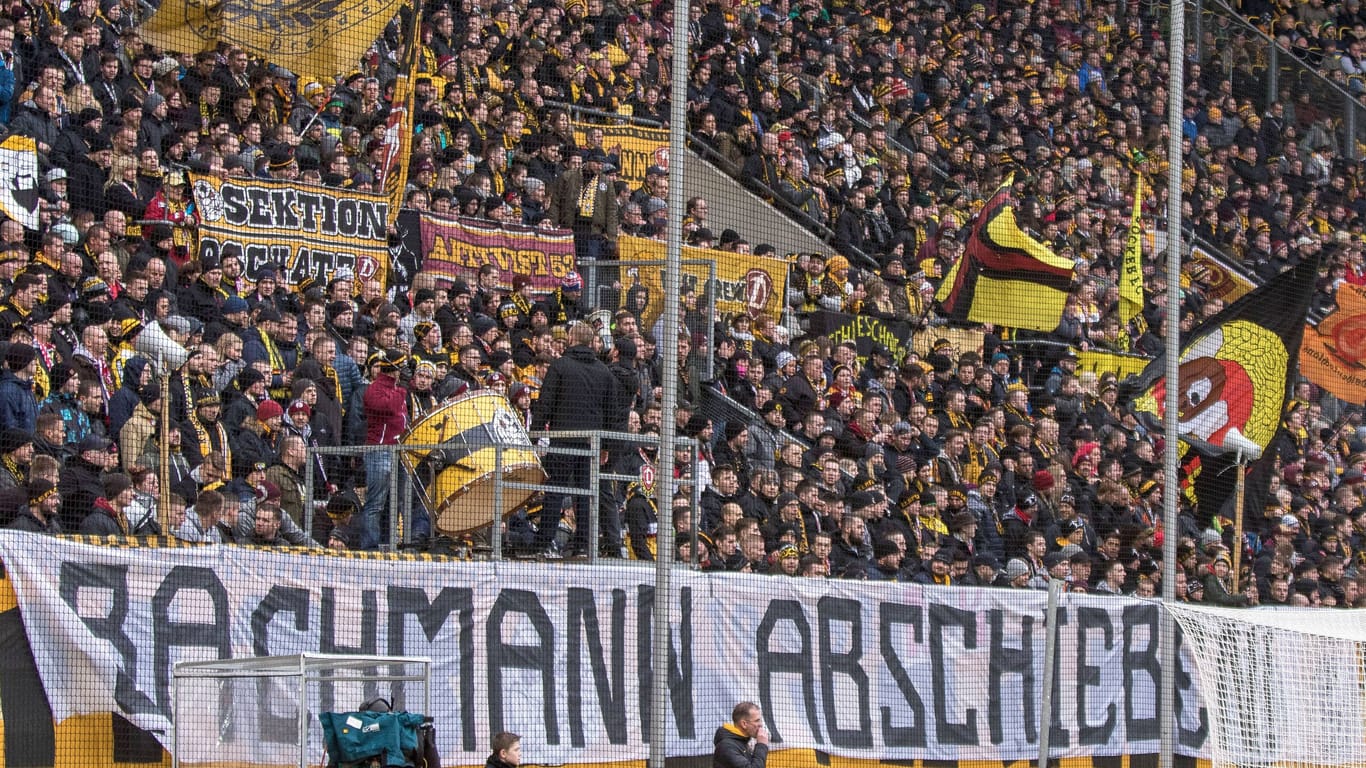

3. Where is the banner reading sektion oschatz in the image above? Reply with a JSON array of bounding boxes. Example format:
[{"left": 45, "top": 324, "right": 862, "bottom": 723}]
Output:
[
  {"left": 0, "top": 534, "right": 1212, "bottom": 764},
  {"left": 190, "top": 174, "right": 390, "bottom": 289}
]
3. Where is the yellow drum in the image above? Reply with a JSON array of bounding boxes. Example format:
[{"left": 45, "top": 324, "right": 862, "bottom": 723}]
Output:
[{"left": 401, "top": 391, "right": 545, "bottom": 534}]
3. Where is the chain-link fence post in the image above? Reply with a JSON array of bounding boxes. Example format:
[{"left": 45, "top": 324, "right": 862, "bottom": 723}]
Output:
[
  {"left": 1038, "top": 578, "right": 1064, "bottom": 768},
  {"left": 387, "top": 444, "right": 400, "bottom": 550},
  {"left": 588, "top": 433, "right": 601, "bottom": 564},
  {"left": 303, "top": 447, "right": 316, "bottom": 538}
]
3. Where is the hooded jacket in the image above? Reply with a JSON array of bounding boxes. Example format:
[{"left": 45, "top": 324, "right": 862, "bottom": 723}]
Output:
[
  {"left": 108, "top": 356, "right": 149, "bottom": 436},
  {"left": 0, "top": 369, "right": 37, "bottom": 433},
  {"left": 713, "top": 723, "right": 766, "bottom": 768}
]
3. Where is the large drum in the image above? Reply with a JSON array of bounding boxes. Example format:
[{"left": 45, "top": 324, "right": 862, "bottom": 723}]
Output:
[{"left": 401, "top": 391, "right": 545, "bottom": 535}]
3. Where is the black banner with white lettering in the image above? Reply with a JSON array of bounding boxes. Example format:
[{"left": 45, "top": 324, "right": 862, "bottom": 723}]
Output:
[{"left": 804, "top": 310, "right": 915, "bottom": 364}]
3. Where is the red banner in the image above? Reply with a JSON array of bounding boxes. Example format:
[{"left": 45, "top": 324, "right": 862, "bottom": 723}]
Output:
[{"left": 417, "top": 213, "right": 575, "bottom": 290}]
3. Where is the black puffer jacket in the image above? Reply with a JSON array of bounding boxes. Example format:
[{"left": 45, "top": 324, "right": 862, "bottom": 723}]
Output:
[
  {"left": 713, "top": 725, "right": 767, "bottom": 768},
  {"left": 531, "top": 344, "right": 625, "bottom": 436},
  {"left": 58, "top": 454, "right": 105, "bottom": 532}
]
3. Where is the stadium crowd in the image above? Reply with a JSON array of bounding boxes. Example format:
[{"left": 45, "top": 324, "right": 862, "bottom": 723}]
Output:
[{"left": 0, "top": 0, "right": 1359, "bottom": 606}]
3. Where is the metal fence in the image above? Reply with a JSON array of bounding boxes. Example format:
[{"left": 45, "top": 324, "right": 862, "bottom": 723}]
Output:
[
  {"left": 576, "top": 257, "right": 718, "bottom": 381},
  {"left": 303, "top": 429, "right": 699, "bottom": 561},
  {"left": 1191, "top": 0, "right": 1366, "bottom": 159}
]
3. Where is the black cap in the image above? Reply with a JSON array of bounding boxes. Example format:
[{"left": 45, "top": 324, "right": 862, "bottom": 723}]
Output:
[
  {"left": 77, "top": 434, "right": 114, "bottom": 454},
  {"left": 4, "top": 344, "right": 35, "bottom": 370},
  {"left": 27, "top": 477, "right": 56, "bottom": 504},
  {"left": 377, "top": 349, "right": 407, "bottom": 372},
  {"left": 0, "top": 427, "right": 31, "bottom": 453}
]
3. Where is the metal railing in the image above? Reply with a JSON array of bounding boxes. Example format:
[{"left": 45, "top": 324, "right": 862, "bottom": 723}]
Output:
[
  {"left": 544, "top": 99, "right": 666, "bottom": 129},
  {"left": 1192, "top": 0, "right": 1366, "bottom": 158},
  {"left": 685, "top": 137, "right": 882, "bottom": 267},
  {"left": 302, "top": 429, "right": 700, "bottom": 560}
]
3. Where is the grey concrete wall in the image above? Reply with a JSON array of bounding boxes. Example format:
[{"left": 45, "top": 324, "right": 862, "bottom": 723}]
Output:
[{"left": 680, "top": 148, "right": 831, "bottom": 258}]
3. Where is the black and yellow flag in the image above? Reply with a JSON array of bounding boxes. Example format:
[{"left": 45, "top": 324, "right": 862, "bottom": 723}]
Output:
[
  {"left": 1129, "top": 255, "right": 1320, "bottom": 460},
  {"left": 936, "top": 178, "right": 1076, "bottom": 331},
  {"left": 142, "top": 0, "right": 403, "bottom": 78},
  {"left": 376, "top": 11, "right": 419, "bottom": 228}
]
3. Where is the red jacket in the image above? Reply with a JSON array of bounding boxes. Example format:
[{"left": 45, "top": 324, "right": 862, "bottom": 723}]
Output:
[{"left": 363, "top": 373, "right": 408, "bottom": 445}]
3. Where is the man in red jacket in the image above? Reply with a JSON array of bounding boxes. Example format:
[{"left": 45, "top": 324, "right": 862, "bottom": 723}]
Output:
[{"left": 361, "top": 349, "right": 409, "bottom": 549}]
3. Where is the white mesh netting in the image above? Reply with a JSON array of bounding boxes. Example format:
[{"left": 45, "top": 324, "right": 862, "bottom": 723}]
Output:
[{"left": 1166, "top": 603, "right": 1366, "bottom": 768}]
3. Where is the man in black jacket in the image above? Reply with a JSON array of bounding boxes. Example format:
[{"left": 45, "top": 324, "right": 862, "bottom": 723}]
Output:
[
  {"left": 530, "top": 322, "right": 624, "bottom": 556},
  {"left": 9, "top": 478, "right": 61, "bottom": 534},
  {"left": 713, "top": 701, "right": 768, "bottom": 768},
  {"left": 59, "top": 434, "right": 115, "bottom": 531}
]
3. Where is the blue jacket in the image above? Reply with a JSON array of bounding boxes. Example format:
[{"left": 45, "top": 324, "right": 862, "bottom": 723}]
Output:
[
  {"left": 0, "top": 64, "right": 15, "bottom": 124},
  {"left": 334, "top": 352, "right": 362, "bottom": 407},
  {"left": 0, "top": 370, "right": 37, "bottom": 432},
  {"left": 39, "top": 391, "right": 91, "bottom": 444}
]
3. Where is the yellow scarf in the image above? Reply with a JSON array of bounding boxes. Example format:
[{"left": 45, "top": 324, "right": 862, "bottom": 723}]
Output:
[{"left": 190, "top": 416, "right": 232, "bottom": 480}]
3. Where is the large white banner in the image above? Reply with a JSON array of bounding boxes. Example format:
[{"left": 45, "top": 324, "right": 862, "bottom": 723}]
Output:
[{"left": 0, "top": 534, "right": 1210, "bottom": 763}]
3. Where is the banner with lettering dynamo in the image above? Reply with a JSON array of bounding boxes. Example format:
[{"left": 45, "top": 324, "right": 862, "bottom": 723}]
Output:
[
  {"left": 0, "top": 534, "right": 1212, "bottom": 764},
  {"left": 618, "top": 235, "right": 787, "bottom": 329}
]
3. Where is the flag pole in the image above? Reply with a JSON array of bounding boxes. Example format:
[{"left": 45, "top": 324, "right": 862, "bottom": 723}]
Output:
[
  {"left": 1159, "top": 0, "right": 1187, "bottom": 764},
  {"left": 1230, "top": 453, "right": 1247, "bottom": 592},
  {"left": 378, "top": 8, "right": 420, "bottom": 229},
  {"left": 157, "top": 352, "right": 171, "bottom": 534}
]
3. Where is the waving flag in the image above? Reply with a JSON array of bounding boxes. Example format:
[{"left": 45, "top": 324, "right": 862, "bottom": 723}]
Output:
[
  {"left": 0, "top": 135, "right": 39, "bottom": 230},
  {"left": 1299, "top": 282, "right": 1366, "bottom": 405},
  {"left": 376, "top": 11, "right": 419, "bottom": 229},
  {"left": 936, "top": 177, "right": 1076, "bottom": 331},
  {"left": 1128, "top": 255, "right": 1320, "bottom": 460},
  {"left": 1120, "top": 175, "right": 1146, "bottom": 329},
  {"left": 142, "top": 0, "right": 404, "bottom": 78}
]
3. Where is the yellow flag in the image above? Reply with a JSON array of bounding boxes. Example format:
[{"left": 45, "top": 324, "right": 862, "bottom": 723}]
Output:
[
  {"left": 142, "top": 0, "right": 403, "bottom": 79},
  {"left": 1119, "top": 175, "right": 1145, "bottom": 327}
]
